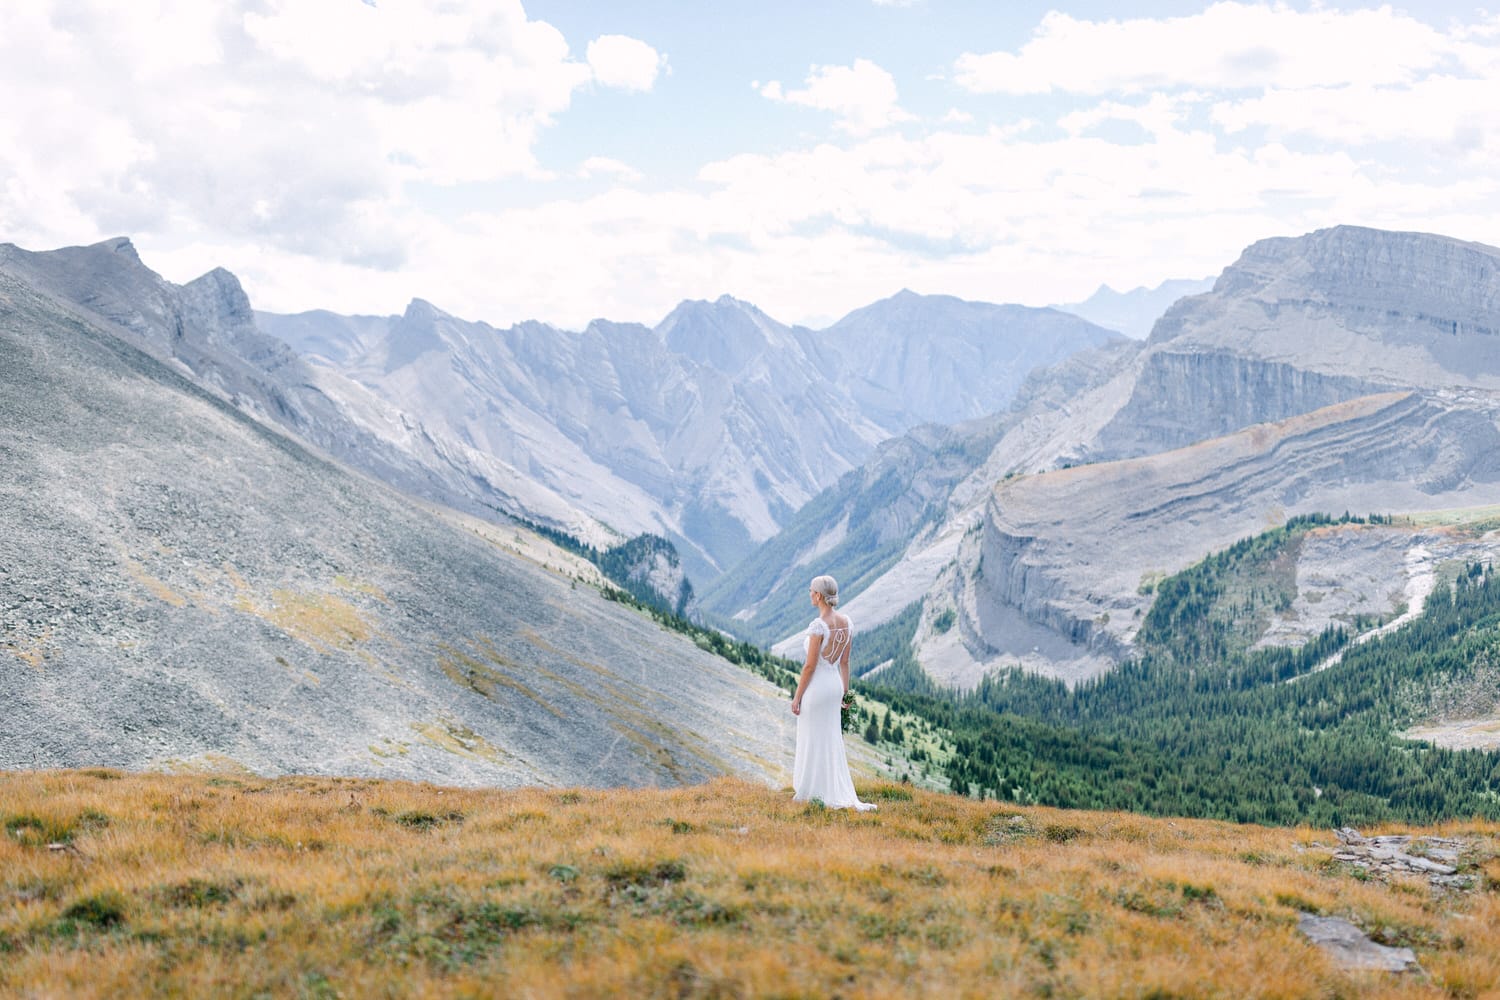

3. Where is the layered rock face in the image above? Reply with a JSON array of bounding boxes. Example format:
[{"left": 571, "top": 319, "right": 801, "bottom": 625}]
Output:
[
  {"left": 913, "top": 226, "right": 1500, "bottom": 685},
  {"left": 1153, "top": 226, "right": 1500, "bottom": 385},
  {"left": 928, "top": 392, "right": 1500, "bottom": 686},
  {"left": 720, "top": 226, "right": 1500, "bottom": 684}
]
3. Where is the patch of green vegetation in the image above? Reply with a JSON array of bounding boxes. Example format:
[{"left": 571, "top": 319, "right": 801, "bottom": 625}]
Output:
[
  {"left": 53, "top": 892, "right": 128, "bottom": 933},
  {"left": 391, "top": 810, "right": 465, "bottom": 831},
  {"left": 850, "top": 602, "right": 921, "bottom": 678},
  {"left": 161, "top": 878, "right": 242, "bottom": 908},
  {"left": 2, "top": 810, "right": 105, "bottom": 847},
  {"left": 603, "top": 859, "right": 687, "bottom": 889},
  {"left": 369, "top": 889, "right": 592, "bottom": 970},
  {"left": 519, "top": 521, "right": 694, "bottom": 615},
  {"left": 867, "top": 513, "right": 1500, "bottom": 825}
]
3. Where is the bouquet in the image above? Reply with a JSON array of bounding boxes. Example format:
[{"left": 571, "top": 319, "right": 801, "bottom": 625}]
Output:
[{"left": 840, "top": 690, "right": 856, "bottom": 732}]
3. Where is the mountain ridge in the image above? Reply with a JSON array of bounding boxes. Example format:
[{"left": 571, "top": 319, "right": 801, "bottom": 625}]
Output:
[
  {"left": 0, "top": 260, "right": 800, "bottom": 787},
  {"left": 713, "top": 225, "right": 1500, "bottom": 686}
]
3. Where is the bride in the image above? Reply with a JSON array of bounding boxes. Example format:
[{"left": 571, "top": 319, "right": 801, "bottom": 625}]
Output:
[{"left": 790, "top": 575, "right": 877, "bottom": 811}]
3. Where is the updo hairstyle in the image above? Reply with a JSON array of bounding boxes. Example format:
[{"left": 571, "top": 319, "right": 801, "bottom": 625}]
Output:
[{"left": 810, "top": 575, "right": 840, "bottom": 608}]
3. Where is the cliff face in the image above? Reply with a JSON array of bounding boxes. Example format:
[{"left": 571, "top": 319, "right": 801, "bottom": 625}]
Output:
[
  {"left": 1153, "top": 226, "right": 1500, "bottom": 384},
  {"left": 1089, "top": 351, "right": 1386, "bottom": 459},
  {"left": 799, "top": 226, "right": 1500, "bottom": 686},
  {"left": 928, "top": 390, "right": 1500, "bottom": 687}
]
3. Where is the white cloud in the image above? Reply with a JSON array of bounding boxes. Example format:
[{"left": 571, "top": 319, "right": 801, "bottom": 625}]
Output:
[
  {"left": 7, "top": 1, "right": 1500, "bottom": 336},
  {"left": 954, "top": 3, "right": 1463, "bottom": 95},
  {"left": 0, "top": 0, "right": 606, "bottom": 273},
  {"left": 1214, "top": 77, "right": 1500, "bottom": 154},
  {"left": 759, "top": 58, "right": 914, "bottom": 135},
  {"left": 578, "top": 157, "right": 643, "bottom": 182},
  {"left": 586, "top": 34, "right": 666, "bottom": 92}
]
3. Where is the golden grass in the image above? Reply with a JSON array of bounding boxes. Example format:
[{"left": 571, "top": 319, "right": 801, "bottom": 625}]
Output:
[{"left": 2, "top": 771, "right": 1498, "bottom": 999}]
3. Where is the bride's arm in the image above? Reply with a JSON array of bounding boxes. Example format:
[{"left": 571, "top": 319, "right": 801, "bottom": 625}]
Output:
[
  {"left": 839, "top": 640, "right": 851, "bottom": 694},
  {"left": 791, "top": 636, "right": 821, "bottom": 715}
]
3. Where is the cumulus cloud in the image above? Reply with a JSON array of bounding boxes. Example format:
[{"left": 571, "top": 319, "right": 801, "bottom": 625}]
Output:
[
  {"left": 586, "top": 34, "right": 666, "bottom": 91},
  {"left": 1213, "top": 77, "right": 1500, "bottom": 153},
  {"left": 6, "top": 1, "right": 1500, "bottom": 333},
  {"left": 954, "top": 3, "right": 1463, "bottom": 94},
  {"left": 0, "top": 0, "right": 602, "bottom": 273},
  {"left": 759, "top": 58, "right": 913, "bottom": 135}
]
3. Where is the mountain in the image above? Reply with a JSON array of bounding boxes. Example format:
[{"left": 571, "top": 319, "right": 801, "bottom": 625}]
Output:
[
  {"left": 822, "top": 290, "right": 1125, "bottom": 428},
  {"left": 1052, "top": 276, "right": 1214, "bottom": 339},
  {"left": 0, "top": 258, "right": 796, "bottom": 787},
  {"left": 714, "top": 226, "right": 1500, "bottom": 683},
  {"left": 0, "top": 238, "right": 600, "bottom": 545},
  {"left": 700, "top": 336, "right": 1144, "bottom": 644},
  {"left": 929, "top": 390, "right": 1500, "bottom": 686},
  {"left": 261, "top": 291, "right": 1121, "bottom": 582}
]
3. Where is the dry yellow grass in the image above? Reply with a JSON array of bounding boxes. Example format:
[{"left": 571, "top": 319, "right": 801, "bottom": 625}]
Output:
[{"left": 2, "top": 770, "right": 1498, "bottom": 999}]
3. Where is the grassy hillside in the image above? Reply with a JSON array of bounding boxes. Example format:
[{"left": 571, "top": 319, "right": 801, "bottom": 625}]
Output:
[{"left": 3, "top": 770, "right": 1499, "bottom": 998}]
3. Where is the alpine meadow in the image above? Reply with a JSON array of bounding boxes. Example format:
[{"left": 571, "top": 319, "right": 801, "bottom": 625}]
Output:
[{"left": 9, "top": 1, "right": 1500, "bottom": 996}]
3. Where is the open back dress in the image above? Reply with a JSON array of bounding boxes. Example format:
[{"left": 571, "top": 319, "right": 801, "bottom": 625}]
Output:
[{"left": 792, "top": 616, "right": 876, "bottom": 811}]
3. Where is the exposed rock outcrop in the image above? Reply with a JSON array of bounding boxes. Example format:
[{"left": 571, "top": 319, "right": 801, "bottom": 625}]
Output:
[{"left": 927, "top": 391, "right": 1500, "bottom": 687}]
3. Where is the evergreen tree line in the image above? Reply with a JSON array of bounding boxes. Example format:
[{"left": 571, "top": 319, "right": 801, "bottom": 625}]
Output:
[
  {"left": 863, "top": 515, "right": 1500, "bottom": 825},
  {"left": 516, "top": 519, "right": 693, "bottom": 615}
]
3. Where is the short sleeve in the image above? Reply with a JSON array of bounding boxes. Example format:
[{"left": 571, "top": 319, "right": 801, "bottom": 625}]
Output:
[{"left": 806, "top": 618, "right": 830, "bottom": 639}]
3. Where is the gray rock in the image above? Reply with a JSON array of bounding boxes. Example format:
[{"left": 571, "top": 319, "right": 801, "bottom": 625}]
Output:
[
  {"left": 1393, "top": 854, "right": 1457, "bottom": 876},
  {"left": 1298, "top": 914, "right": 1419, "bottom": 973}
]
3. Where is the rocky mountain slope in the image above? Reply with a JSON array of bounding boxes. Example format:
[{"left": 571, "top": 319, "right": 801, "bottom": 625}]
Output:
[
  {"left": 260, "top": 291, "right": 1120, "bottom": 582},
  {"left": 0, "top": 239, "right": 599, "bottom": 547},
  {"left": 717, "top": 227, "right": 1500, "bottom": 683},
  {"left": 928, "top": 390, "right": 1500, "bottom": 686},
  {"left": 0, "top": 262, "right": 799, "bottom": 787}
]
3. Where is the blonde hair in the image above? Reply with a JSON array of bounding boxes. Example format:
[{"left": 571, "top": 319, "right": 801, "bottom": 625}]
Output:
[{"left": 810, "top": 575, "right": 839, "bottom": 608}]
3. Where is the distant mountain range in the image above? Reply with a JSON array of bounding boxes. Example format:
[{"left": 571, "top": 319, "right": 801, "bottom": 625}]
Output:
[
  {"left": 706, "top": 226, "right": 1500, "bottom": 690},
  {"left": 13, "top": 221, "right": 1499, "bottom": 768},
  {"left": 0, "top": 244, "right": 798, "bottom": 785},
  {"left": 1052, "top": 277, "right": 1215, "bottom": 339},
  {"left": 258, "top": 288, "right": 1122, "bottom": 581}
]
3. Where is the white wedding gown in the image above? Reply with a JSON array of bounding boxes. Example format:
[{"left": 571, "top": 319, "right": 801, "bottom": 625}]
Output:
[{"left": 793, "top": 616, "right": 876, "bottom": 811}]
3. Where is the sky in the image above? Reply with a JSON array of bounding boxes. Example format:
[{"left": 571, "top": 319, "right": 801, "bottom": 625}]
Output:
[{"left": 3, "top": 1, "right": 1499, "bottom": 330}]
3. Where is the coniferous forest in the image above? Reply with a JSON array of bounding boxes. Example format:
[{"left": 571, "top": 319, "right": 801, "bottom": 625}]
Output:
[{"left": 859, "top": 514, "right": 1500, "bottom": 826}]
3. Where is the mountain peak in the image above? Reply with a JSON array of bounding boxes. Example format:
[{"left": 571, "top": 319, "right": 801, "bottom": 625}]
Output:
[
  {"left": 655, "top": 296, "right": 790, "bottom": 375},
  {"left": 94, "top": 236, "right": 141, "bottom": 263},
  {"left": 402, "top": 297, "right": 446, "bottom": 322},
  {"left": 183, "top": 266, "right": 254, "bottom": 326},
  {"left": 1220, "top": 225, "right": 1500, "bottom": 312}
]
